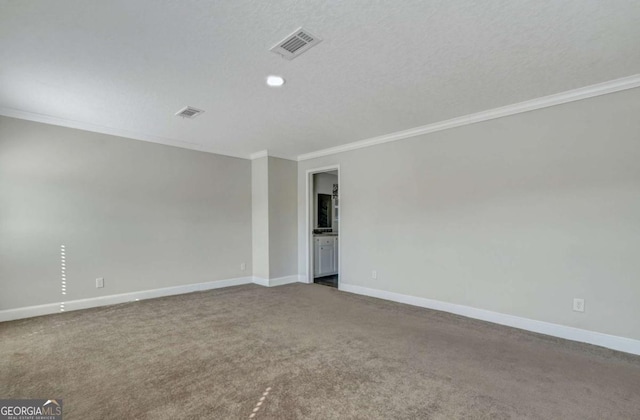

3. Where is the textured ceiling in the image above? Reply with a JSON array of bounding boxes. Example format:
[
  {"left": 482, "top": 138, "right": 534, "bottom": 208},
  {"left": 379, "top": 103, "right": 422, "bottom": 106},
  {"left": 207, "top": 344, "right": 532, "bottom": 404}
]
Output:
[{"left": 1, "top": 0, "right": 639, "bottom": 159}]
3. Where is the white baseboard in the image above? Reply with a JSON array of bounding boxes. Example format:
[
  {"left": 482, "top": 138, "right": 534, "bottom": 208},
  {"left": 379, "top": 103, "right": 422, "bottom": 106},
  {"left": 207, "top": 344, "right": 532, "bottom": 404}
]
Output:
[
  {"left": 252, "top": 277, "right": 270, "bottom": 287},
  {"left": 0, "top": 276, "right": 253, "bottom": 323},
  {"left": 252, "top": 275, "right": 299, "bottom": 287},
  {"left": 339, "top": 283, "right": 640, "bottom": 356},
  {"left": 268, "top": 275, "right": 299, "bottom": 287}
]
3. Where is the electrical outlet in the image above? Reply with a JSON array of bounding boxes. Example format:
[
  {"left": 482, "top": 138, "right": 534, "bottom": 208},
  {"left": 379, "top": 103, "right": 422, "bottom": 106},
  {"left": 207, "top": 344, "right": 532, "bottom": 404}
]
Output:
[
  {"left": 372, "top": 270, "right": 377, "bottom": 280},
  {"left": 573, "top": 298, "right": 585, "bottom": 312},
  {"left": 240, "top": 262, "right": 246, "bottom": 271},
  {"left": 96, "top": 277, "right": 104, "bottom": 288}
]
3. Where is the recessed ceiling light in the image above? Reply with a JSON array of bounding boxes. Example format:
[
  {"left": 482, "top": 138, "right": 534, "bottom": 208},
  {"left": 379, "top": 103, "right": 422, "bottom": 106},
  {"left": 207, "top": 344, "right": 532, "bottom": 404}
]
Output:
[{"left": 266, "top": 75, "right": 285, "bottom": 87}]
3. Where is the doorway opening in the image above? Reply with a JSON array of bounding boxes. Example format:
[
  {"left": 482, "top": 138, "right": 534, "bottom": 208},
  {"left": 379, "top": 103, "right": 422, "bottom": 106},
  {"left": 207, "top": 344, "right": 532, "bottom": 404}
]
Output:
[{"left": 306, "top": 166, "right": 340, "bottom": 288}]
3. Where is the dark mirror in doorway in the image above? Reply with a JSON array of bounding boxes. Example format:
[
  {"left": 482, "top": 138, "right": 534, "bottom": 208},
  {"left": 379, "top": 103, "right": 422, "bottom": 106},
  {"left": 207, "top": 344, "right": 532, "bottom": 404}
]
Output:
[{"left": 317, "top": 193, "right": 332, "bottom": 228}]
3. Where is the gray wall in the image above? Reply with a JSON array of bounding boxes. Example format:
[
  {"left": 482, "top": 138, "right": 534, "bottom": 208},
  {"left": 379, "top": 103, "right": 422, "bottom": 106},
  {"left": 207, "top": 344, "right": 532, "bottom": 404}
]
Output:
[
  {"left": 251, "top": 156, "right": 270, "bottom": 279},
  {"left": 251, "top": 156, "right": 298, "bottom": 280},
  {"left": 297, "top": 88, "right": 640, "bottom": 340},
  {"left": 268, "top": 157, "right": 298, "bottom": 279},
  {"left": 0, "top": 116, "right": 252, "bottom": 310}
]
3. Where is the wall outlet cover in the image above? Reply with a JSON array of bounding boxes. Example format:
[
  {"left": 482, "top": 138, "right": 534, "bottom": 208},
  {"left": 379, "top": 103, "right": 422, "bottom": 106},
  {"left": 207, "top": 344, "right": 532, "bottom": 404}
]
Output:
[
  {"left": 573, "top": 298, "right": 585, "bottom": 312},
  {"left": 96, "top": 277, "right": 104, "bottom": 288}
]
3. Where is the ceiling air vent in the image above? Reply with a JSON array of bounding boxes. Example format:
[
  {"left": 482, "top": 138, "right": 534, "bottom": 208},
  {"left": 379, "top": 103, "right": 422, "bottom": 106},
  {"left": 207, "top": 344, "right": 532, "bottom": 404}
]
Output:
[
  {"left": 175, "top": 106, "right": 204, "bottom": 119},
  {"left": 270, "top": 27, "right": 322, "bottom": 60}
]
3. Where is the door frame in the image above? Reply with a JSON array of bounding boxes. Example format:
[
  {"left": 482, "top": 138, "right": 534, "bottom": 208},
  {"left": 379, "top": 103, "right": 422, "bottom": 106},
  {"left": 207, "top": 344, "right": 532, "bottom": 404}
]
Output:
[{"left": 305, "top": 165, "right": 341, "bottom": 287}]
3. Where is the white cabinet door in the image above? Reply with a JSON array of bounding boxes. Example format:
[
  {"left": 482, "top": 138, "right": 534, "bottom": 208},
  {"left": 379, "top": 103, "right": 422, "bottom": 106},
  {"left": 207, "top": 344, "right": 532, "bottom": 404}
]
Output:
[
  {"left": 314, "top": 237, "right": 338, "bottom": 277},
  {"left": 313, "top": 237, "right": 336, "bottom": 277},
  {"left": 318, "top": 243, "right": 334, "bottom": 276}
]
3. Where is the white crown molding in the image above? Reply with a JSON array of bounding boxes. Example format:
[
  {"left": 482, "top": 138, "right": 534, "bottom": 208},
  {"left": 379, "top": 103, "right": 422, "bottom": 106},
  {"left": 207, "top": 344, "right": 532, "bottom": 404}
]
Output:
[
  {"left": 250, "top": 150, "right": 269, "bottom": 160},
  {"left": 4, "top": 75, "right": 639, "bottom": 163},
  {"left": 297, "top": 74, "right": 640, "bottom": 161},
  {"left": 339, "top": 283, "right": 640, "bottom": 356},
  {"left": 0, "top": 276, "right": 254, "bottom": 323},
  {"left": 250, "top": 150, "right": 297, "bottom": 161},
  {"left": 0, "top": 107, "right": 249, "bottom": 160}
]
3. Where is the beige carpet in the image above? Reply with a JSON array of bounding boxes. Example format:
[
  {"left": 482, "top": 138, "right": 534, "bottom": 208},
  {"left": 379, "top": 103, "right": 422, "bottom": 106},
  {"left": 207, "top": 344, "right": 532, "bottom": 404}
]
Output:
[{"left": 1, "top": 283, "right": 639, "bottom": 419}]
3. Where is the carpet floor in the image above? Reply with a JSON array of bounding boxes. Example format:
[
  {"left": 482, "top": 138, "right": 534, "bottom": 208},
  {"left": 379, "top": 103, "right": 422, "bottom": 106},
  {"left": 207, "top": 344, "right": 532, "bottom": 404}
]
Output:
[{"left": 1, "top": 283, "right": 639, "bottom": 419}]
